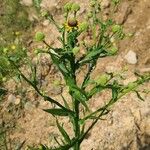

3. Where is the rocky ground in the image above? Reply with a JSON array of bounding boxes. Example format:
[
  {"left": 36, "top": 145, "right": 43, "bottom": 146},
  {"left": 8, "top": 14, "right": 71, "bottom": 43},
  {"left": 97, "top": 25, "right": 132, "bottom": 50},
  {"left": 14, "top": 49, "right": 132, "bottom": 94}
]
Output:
[{"left": 0, "top": 0, "right": 150, "bottom": 150}]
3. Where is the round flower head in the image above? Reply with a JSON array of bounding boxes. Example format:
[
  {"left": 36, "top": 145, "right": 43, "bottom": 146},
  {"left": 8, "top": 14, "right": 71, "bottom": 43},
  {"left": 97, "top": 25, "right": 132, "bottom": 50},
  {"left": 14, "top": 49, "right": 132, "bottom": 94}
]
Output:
[
  {"left": 35, "top": 32, "right": 45, "bottom": 42},
  {"left": 71, "top": 3, "right": 80, "bottom": 12},
  {"left": 64, "top": 2, "right": 73, "bottom": 12},
  {"left": 68, "top": 18, "right": 78, "bottom": 27},
  {"left": 65, "top": 18, "right": 78, "bottom": 32}
]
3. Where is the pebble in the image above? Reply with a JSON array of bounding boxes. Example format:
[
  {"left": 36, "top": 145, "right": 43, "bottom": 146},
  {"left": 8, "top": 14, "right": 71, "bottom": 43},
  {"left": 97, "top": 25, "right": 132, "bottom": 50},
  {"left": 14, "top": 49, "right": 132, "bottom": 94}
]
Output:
[
  {"left": 8, "top": 94, "right": 20, "bottom": 105},
  {"left": 124, "top": 50, "right": 137, "bottom": 64},
  {"left": 42, "top": 20, "right": 50, "bottom": 26}
]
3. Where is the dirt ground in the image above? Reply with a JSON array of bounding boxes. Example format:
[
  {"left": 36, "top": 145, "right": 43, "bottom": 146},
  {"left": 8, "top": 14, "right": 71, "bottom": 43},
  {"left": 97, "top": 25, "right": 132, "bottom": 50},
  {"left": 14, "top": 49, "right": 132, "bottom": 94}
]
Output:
[{"left": 0, "top": 0, "right": 150, "bottom": 150}]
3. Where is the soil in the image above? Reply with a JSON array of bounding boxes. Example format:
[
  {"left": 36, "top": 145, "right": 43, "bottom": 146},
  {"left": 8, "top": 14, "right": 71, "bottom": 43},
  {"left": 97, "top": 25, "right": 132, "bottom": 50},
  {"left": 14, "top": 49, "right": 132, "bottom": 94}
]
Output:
[{"left": 0, "top": 0, "right": 150, "bottom": 150}]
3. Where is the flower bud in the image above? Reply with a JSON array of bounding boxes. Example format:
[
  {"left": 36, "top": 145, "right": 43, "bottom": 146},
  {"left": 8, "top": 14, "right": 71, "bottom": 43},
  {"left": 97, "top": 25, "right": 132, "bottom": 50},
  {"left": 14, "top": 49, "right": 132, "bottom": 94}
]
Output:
[
  {"left": 71, "top": 3, "right": 80, "bottom": 12},
  {"left": 112, "top": 25, "right": 121, "bottom": 33},
  {"left": 68, "top": 18, "right": 78, "bottom": 27},
  {"left": 64, "top": 2, "right": 73, "bottom": 12},
  {"left": 87, "top": 12, "right": 93, "bottom": 18},
  {"left": 79, "top": 22, "right": 88, "bottom": 32},
  {"left": 90, "top": 0, "right": 96, "bottom": 7},
  {"left": 72, "top": 47, "right": 80, "bottom": 55},
  {"left": 35, "top": 32, "right": 45, "bottom": 42}
]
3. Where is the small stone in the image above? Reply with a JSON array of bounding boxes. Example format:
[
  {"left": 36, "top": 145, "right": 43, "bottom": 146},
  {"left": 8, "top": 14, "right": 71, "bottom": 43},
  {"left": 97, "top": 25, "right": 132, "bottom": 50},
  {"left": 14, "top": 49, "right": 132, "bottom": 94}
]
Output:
[
  {"left": 8, "top": 94, "right": 21, "bottom": 105},
  {"left": 124, "top": 50, "right": 137, "bottom": 64},
  {"left": 42, "top": 20, "right": 50, "bottom": 26},
  {"left": 14, "top": 98, "right": 21, "bottom": 105},
  {"left": 8, "top": 94, "right": 16, "bottom": 103}
]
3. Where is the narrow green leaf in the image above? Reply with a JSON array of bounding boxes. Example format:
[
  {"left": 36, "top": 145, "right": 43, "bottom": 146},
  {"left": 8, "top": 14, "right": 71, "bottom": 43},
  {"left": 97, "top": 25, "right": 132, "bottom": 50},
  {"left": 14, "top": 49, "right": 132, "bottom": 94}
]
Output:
[
  {"left": 43, "top": 108, "right": 73, "bottom": 117},
  {"left": 112, "top": 88, "right": 118, "bottom": 101},
  {"left": 50, "top": 53, "right": 69, "bottom": 76},
  {"left": 80, "top": 48, "right": 105, "bottom": 64},
  {"left": 61, "top": 95, "right": 70, "bottom": 109},
  {"left": 0, "top": 88, "right": 7, "bottom": 97},
  {"left": 56, "top": 120, "right": 71, "bottom": 144}
]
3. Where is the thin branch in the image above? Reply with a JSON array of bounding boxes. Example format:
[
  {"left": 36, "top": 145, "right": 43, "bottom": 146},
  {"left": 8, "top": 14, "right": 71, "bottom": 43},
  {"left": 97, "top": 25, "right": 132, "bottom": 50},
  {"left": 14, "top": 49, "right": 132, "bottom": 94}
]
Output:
[{"left": 8, "top": 60, "right": 74, "bottom": 114}]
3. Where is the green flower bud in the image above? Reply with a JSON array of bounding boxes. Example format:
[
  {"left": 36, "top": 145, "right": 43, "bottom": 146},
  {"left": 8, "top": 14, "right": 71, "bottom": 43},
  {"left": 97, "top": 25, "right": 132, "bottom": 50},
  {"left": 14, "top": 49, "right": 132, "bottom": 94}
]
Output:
[
  {"left": 112, "top": 25, "right": 122, "bottom": 33},
  {"left": 64, "top": 2, "right": 73, "bottom": 12},
  {"left": 72, "top": 47, "right": 80, "bottom": 55},
  {"left": 95, "top": 74, "right": 110, "bottom": 86},
  {"left": 87, "top": 12, "right": 93, "bottom": 18},
  {"left": 34, "top": 49, "right": 39, "bottom": 55},
  {"left": 71, "top": 3, "right": 80, "bottom": 12},
  {"left": 35, "top": 32, "right": 45, "bottom": 42},
  {"left": 90, "top": 0, "right": 96, "bottom": 7},
  {"left": 79, "top": 22, "right": 88, "bottom": 32}
]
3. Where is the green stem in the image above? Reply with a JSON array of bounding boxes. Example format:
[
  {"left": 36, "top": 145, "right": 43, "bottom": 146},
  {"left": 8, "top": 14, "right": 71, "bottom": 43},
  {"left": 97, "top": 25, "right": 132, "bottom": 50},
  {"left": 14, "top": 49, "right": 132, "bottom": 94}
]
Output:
[{"left": 74, "top": 100, "right": 80, "bottom": 150}]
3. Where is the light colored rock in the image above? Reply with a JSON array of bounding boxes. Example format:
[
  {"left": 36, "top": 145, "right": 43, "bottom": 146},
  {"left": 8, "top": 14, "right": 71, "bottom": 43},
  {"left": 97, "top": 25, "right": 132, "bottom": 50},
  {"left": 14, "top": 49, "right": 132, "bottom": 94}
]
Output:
[
  {"left": 7, "top": 94, "right": 21, "bottom": 105},
  {"left": 20, "top": 0, "right": 33, "bottom": 7},
  {"left": 8, "top": 94, "right": 16, "bottom": 103},
  {"left": 14, "top": 98, "right": 21, "bottom": 105},
  {"left": 42, "top": 20, "right": 50, "bottom": 26},
  {"left": 124, "top": 50, "right": 137, "bottom": 64}
]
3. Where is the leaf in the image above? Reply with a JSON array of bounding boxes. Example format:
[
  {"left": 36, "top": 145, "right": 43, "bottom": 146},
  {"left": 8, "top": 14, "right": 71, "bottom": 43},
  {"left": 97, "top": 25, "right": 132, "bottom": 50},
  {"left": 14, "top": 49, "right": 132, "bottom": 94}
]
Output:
[
  {"left": 87, "top": 85, "right": 104, "bottom": 98},
  {"left": 112, "top": 87, "right": 118, "bottom": 101},
  {"left": 61, "top": 95, "right": 70, "bottom": 109},
  {"left": 72, "top": 89, "right": 89, "bottom": 111},
  {"left": 80, "top": 48, "right": 105, "bottom": 64},
  {"left": 50, "top": 53, "right": 69, "bottom": 76},
  {"left": 0, "top": 88, "right": 7, "bottom": 97},
  {"left": 56, "top": 120, "right": 71, "bottom": 144},
  {"left": 43, "top": 108, "right": 74, "bottom": 117}
]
